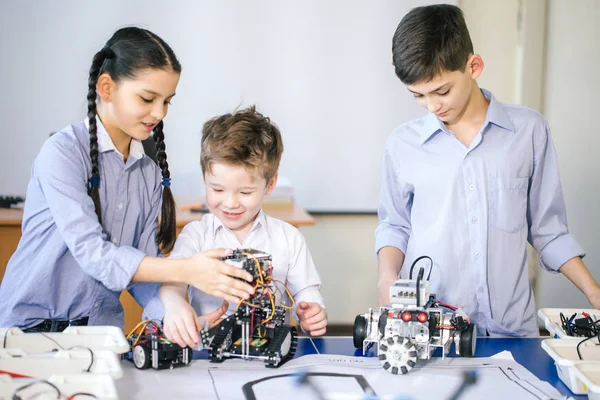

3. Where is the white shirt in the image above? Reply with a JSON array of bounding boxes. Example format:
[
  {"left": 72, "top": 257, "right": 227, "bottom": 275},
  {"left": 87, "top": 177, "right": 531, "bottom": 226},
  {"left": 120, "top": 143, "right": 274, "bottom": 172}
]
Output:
[{"left": 150, "top": 211, "right": 324, "bottom": 320}]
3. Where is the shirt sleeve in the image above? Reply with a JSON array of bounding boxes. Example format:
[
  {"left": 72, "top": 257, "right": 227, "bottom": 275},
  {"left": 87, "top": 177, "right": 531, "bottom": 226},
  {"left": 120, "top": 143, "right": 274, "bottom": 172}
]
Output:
[
  {"left": 34, "top": 135, "right": 145, "bottom": 292},
  {"left": 128, "top": 166, "right": 163, "bottom": 312},
  {"left": 283, "top": 226, "right": 325, "bottom": 321},
  {"left": 527, "top": 121, "right": 585, "bottom": 272},
  {"left": 142, "top": 221, "right": 204, "bottom": 321},
  {"left": 375, "top": 144, "right": 413, "bottom": 255}
]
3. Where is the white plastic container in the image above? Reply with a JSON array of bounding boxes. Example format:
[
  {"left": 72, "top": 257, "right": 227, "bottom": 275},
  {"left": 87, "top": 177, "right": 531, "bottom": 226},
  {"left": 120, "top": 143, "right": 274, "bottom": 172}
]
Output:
[
  {"left": 572, "top": 362, "right": 600, "bottom": 400},
  {"left": 0, "top": 348, "right": 123, "bottom": 379},
  {"left": 541, "top": 338, "right": 600, "bottom": 394},
  {"left": 537, "top": 308, "right": 600, "bottom": 339},
  {"left": 0, "top": 373, "right": 119, "bottom": 400},
  {"left": 0, "top": 325, "right": 130, "bottom": 353}
]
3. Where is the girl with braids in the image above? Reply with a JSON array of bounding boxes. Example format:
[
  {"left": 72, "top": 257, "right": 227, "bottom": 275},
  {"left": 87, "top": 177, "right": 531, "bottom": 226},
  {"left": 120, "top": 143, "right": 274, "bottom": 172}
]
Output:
[{"left": 0, "top": 27, "right": 254, "bottom": 334}]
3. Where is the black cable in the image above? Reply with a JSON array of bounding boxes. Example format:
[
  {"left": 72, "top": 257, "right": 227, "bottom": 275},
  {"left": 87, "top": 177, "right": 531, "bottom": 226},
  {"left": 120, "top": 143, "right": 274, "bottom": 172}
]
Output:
[
  {"left": 416, "top": 267, "right": 425, "bottom": 307},
  {"left": 69, "top": 393, "right": 98, "bottom": 399},
  {"left": 69, "top": 346, "right": 94, "bottom": 372},
  {"left": 3, "top": 327, "right": 10, "bottom": 349},
  {"left": 409, "top": 256, "right": 433, "bottom": 280},
  {"left": 448, "top": 370, "right": 478, "bottom": 400},
  {"left": 39, "top": 332, "right": 65, "bottom": 350},
  {"left": 12, "top": 379, "right": 61, "bottom": 400},
  {"left": 576, "top": 335, "right": 597, "bottom": 360}
]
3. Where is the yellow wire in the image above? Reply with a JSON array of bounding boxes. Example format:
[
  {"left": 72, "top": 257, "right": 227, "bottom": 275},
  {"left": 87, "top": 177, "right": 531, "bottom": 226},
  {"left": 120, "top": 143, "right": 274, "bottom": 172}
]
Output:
[
  {"left": 126, "top": 320, "right": 152, "bottom": 340},
  {"left": 261, "top": 292, "right": 277, "bottom": 324},
  {"left": 267, "top": 277, "right": 296, "bottom": 308},
  {"left": 230, "top": 253, "right": 297, "bottom": 326},
  {"left": 242, "top": 252, "right": 264, "bottom": 284},
  {"left": 132, "top": 321, "right": 152, "bottom": 347}
]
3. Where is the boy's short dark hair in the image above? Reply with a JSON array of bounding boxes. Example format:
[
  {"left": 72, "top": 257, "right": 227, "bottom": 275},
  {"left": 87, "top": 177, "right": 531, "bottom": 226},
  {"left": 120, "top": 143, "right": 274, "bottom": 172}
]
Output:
[
  {"left": 200, "top": 106, "right": 284, "bottom": 183},
  {"left": 392, "top": 4, "right": 474, "bottom": 84}
]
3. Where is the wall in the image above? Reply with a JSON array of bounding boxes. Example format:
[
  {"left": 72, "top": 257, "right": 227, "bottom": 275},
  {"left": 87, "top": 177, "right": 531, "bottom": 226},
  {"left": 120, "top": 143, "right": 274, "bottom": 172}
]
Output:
[{"left": 536, "top": 0, "right": 600, "bottom": 309}]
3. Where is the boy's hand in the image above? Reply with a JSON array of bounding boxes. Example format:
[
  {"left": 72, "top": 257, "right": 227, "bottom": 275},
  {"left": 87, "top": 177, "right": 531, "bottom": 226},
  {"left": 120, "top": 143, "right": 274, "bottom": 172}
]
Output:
[
  {"left": 162, "top": 295, "right": 201, "bottom": 348},
  {"left": 163, "top": 299, "right": 229, "bottom": 348},
  {"left": 198, "top": 300, "right": 229, "bottom": 330},
  {"left": 377, "top": 279, "right": 394, "bottom": 306},
  {"left": 296, "top": 301, "right": 327, "bottom": 336},
  {"left": 586, "top": 284, "right": 600, "bottom": 310},
  {"left": 186, "top": 249, "right": 255, "bottom": 304}
]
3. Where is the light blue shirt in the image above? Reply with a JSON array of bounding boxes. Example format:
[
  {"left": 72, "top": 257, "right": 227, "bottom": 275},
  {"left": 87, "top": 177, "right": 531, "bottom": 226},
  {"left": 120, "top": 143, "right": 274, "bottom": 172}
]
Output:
[
  {"left": 375, "top": 89, "right": 584, "bottom": 337},
  {"left": 0, "top": 118, "right": 162, "bottom": 329}
]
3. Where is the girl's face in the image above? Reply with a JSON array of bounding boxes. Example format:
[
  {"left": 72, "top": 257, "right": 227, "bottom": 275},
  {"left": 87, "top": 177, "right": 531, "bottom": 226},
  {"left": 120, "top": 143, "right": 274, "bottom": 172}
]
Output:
[{"left": 99, "top": 68, "right": 180, "bottom": 142}]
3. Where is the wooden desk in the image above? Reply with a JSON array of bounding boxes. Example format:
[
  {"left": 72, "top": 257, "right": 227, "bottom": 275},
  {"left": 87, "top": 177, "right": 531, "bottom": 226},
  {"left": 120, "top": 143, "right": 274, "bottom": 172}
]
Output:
[{"left": 0, "top": 201, "right": 315, "bottom": 332}]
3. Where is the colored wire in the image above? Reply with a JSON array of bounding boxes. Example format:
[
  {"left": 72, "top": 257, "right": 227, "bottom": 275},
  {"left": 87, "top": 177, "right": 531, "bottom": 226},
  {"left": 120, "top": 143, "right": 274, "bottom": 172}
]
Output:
[{"left": 13, "top": 379, "right": 61, "bottom": 400}]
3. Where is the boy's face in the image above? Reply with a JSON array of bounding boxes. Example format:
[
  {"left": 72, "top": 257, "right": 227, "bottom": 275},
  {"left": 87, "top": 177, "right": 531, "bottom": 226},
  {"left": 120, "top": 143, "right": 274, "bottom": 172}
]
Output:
[
  {"left": 405, "top": 55, "right": 483, "bottom": 126},
  {"left": 204, "top": 162, "right": 276, "bottom": 240}
]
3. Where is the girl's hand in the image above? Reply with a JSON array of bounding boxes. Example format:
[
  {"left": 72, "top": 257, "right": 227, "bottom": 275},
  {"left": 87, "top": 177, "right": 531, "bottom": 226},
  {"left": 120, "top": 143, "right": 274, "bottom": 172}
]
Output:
[{"left": 186, "top": 249, "right": 255, "bottom": 303}]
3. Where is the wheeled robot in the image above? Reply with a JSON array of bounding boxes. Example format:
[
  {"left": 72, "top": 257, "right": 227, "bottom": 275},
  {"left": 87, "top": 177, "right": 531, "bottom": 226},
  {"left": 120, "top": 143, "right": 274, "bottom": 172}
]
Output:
[
  {"left": 200, "top": 249, "right": 298, "bottom": 368},
  {"left": 353, "top": 256, "right": 476, "bottom": 374},
  {"left": 124, "top": 321, "right": 192, "bottom": 370}
]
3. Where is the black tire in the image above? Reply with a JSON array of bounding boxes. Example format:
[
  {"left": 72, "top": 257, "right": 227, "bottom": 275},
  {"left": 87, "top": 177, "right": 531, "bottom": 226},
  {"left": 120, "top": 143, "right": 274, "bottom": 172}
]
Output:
[
  {"left": 132, "top": 344, "right": 151, "bottom": 369},
  {"left": 353, "top": 315, "right": 368, "bottom": 349},
  {"left": 265, "top": 325, "right": 298, "bottom": 368},
  {"left": 458, "top": 323, "right": 476, "bottom": 357}
]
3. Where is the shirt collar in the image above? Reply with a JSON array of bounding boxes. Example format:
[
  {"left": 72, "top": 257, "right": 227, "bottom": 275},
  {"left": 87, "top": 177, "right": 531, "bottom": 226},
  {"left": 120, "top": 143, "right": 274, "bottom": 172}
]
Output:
[
  {"left": 419, "top": 88, "right": 515, "bottom": 145},
  {"left": 211, "top": 210, "right": 267, "bottom": 239},
  {"left": 84, "top": 116, "right": 145, "bottom": 160}
]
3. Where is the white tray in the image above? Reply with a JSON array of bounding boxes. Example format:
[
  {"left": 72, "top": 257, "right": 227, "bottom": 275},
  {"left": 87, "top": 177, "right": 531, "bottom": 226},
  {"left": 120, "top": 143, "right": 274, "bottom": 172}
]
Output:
[
  {"left": 537, "top": 308, "right": 599, "bottom": 339},
  {"left": 572, "top": 362, "right": 600, "bottom": 400},
  {"left": 541, "top": 338, "right": 600, "bottom": 394},
  {"left": 0, "top": 348, "right": 123, "bottom": 379},
  {"left": 0, "top": 373, "right": 119, "bottom": 400},
  {"left": 0, "top": 325, "right": 129, "bottom": 353}
]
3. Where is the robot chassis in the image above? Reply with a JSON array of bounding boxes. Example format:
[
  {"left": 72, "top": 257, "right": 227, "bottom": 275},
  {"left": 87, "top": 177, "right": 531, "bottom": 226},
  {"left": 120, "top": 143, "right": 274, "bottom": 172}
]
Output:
[{"left": 353, "top": 256, "right": 477, "bottom": 374}]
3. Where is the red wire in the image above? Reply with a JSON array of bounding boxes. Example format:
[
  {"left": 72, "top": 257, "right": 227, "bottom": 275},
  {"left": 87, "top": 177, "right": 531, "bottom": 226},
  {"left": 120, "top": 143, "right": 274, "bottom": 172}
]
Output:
[
  {"left": 0, "top": 370, "right": 32, "bottom": 378},
  {"left": 437, "top": 301, "right": 458, "bottom": 310}
]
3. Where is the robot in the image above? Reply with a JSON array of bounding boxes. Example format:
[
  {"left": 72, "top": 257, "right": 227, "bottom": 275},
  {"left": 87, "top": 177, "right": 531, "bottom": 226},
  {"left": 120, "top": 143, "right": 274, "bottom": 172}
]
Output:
[
  {"left": 353, "top": 256, "right": 476, "bottom": 375},
  {"left": 123, "top": 320, "right": 192, "bottom": 370},
  {"left": 200, "top": 249, "right": 298, "bottom": 368}
]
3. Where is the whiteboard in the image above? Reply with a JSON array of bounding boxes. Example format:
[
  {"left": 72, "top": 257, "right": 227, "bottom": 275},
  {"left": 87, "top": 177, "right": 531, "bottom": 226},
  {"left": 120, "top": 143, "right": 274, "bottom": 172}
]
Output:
[{"left": 0, "top": 0, "right": 455, "bottom": 212}]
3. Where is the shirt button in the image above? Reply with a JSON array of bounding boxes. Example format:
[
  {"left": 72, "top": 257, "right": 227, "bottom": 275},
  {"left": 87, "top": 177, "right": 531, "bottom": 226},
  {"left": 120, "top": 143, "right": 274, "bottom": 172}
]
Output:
[
  {"left": 112, "top": 237, "right": 118, "bottom": 244},
  {"left": 471, "top": 217, "right": 478, "bottom": 223},
  {"left": 122, "top": 172, "right": 126, "bottom": 177},
  {"left": 469, "top": 184, "right": 475, "bottom": 190},
  {"left": 94, "top": 302, "right": 100, "bottom": 308},
  {"left": 118, "top": 203, "right": 123, "bottom": 210},
  {"left": 475, "top": 252, "right": 481, "bottom": 258}
]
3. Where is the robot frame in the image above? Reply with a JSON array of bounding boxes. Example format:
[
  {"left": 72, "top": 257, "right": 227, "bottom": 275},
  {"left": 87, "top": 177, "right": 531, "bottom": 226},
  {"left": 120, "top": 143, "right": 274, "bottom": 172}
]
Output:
[
  {"left": 200, "top": 248, "right": 298, "bottom": 368},
  {"left": 353, "top": 256, "right": 477, "bottom": 375},
  {"left": 124, "top": 320, "right": 192, "bottom": 370}
]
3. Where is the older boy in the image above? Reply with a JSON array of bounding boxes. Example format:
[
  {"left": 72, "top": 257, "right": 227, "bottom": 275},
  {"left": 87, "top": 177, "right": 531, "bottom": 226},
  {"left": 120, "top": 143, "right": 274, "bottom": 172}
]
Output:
[{"left": 376, "top": 4, "right": 600, "bottom": 336}]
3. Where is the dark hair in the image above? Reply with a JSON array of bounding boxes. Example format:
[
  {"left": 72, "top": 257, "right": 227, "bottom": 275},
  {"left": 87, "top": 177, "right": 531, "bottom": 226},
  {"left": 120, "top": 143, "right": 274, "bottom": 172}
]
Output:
[
  {"left": 200, "top": 106, "right": 283, "bottom": 184},
  {"left": 392, "top": 4, "right": 474, "bottom": 84},
  {"left": 87, "top": 27, "right": 181, "bottom": 253}
]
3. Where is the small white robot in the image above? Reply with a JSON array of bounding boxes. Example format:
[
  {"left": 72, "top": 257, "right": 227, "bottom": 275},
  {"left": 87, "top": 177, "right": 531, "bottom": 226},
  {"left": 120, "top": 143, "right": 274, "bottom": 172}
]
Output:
[{"left": 353, "top": 256, "right": 476, "bottom": 374}]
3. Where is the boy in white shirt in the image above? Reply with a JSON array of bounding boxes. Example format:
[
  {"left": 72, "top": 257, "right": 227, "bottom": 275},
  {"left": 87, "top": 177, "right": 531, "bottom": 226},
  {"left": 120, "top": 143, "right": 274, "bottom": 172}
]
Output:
[{"left": 158, "top": 106, "right": 327, "bottom": 348}]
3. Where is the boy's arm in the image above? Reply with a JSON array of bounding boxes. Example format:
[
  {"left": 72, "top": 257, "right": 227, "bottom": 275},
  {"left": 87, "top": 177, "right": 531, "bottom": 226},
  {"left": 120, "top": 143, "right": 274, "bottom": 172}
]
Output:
[
  {"left": 527, "top": 121, "right": 599, "bottom": 306},
  {"left": 377, "top": 246, "right": 405, "bottom": 305},
  {"left": 375, "top": 146, "right": 412, "bottom": 305},
  {"left": 558, "top": 257, "right": 600, "bottom": 309},
  {"left": 283, "top": 226, "right": 326, "bottom": 336}
]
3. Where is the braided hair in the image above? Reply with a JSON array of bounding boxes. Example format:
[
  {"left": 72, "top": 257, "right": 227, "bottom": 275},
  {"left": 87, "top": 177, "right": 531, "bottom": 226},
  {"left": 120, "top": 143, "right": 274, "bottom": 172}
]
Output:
[{"left": 86, "top": 27, "right": 181, "bottom": 253}]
